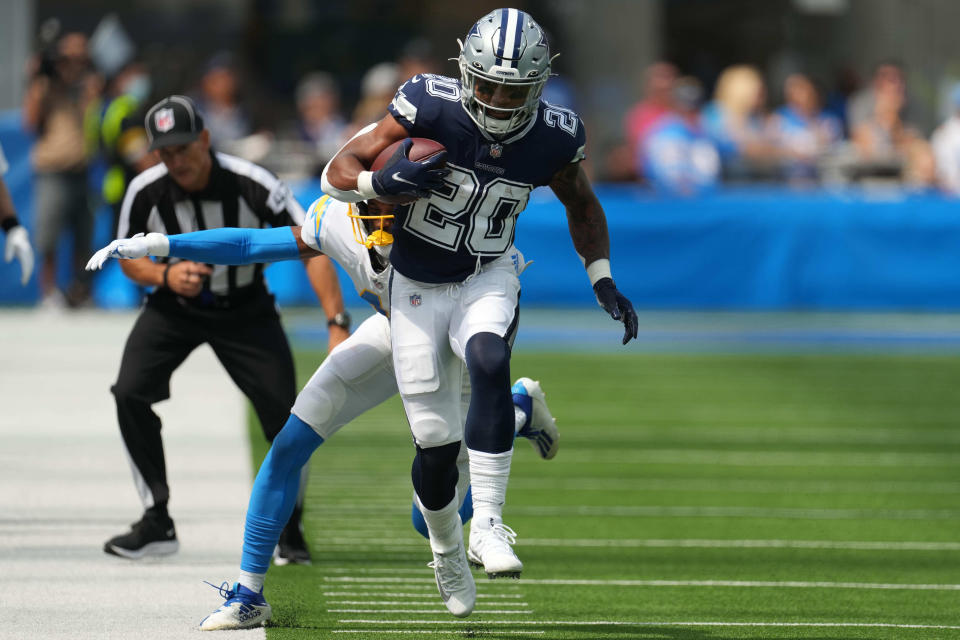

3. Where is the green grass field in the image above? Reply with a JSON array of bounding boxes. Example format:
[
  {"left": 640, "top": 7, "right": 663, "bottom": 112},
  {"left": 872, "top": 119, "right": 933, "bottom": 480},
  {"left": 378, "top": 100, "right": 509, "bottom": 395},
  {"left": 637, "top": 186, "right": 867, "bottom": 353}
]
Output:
[{"left": 248, "top": 351, "right": 960, "bottom": 639}]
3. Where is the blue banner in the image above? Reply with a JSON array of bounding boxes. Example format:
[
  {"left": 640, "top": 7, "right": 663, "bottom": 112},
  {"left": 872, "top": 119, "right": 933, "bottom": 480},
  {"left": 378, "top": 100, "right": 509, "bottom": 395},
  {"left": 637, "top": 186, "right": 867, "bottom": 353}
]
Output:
[{"left": 5, "top": 107, "right": 960, "bottom": 311}]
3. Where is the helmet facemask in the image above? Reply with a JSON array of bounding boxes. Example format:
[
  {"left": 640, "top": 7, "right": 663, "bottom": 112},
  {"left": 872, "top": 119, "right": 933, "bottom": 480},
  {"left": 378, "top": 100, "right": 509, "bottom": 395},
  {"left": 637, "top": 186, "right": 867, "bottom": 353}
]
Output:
[
  {"left": 348, "top": 201, "right": 394, "bottom": 254},
  {"left": 456, "top": 9, "right": 552, "bottom": 137}
]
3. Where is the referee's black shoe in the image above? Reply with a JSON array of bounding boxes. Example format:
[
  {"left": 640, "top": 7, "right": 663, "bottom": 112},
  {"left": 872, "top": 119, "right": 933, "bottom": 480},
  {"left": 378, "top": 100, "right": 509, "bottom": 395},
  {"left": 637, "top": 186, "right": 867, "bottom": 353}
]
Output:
[
  {"left": 104, "top": 512, "right": 179, "bottom": 559},
  {"left": 274, "top": 506, "right": 311, "bottom": 566}
]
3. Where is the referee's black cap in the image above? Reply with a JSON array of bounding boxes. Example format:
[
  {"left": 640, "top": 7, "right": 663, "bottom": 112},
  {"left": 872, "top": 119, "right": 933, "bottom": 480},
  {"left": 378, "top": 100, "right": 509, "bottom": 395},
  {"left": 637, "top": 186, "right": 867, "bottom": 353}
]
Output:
[{"left": 145, "top": 95, "right": 205, "bottom": 151}]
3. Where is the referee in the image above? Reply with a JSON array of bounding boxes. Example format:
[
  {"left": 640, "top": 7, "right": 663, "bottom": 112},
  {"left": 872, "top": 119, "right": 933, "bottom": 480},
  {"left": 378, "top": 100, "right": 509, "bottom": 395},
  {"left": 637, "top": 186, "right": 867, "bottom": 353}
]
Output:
[{"left": 104, "top": 95, "right": 348, "bottom": 563}]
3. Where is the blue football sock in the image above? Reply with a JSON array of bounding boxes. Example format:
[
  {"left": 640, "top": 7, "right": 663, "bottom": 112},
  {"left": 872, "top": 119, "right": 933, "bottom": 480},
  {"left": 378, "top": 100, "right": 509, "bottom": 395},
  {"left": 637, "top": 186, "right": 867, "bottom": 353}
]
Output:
[{"left": 240, "top": 414, "right": 323, "bottom": 574}]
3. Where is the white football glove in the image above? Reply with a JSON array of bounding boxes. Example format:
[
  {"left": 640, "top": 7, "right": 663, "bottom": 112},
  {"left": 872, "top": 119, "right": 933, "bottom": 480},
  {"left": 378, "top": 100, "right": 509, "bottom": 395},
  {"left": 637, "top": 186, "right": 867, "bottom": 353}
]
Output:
[
  {"left": 4, "top": 225, "right": 34, "bottom": 286},
  {"left": 85, "top": 232, "right": 171, "bottom": 271}
]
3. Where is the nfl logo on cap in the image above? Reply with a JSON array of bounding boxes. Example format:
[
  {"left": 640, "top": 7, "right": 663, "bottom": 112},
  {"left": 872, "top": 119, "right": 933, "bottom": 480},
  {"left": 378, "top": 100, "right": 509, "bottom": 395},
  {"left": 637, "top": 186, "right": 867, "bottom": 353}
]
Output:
[
  {"left": 154, "top": 108, "right": 175, "bottom": 133},
  {"left": 409, "top": 294, "right": 422, "bottom": 307}
]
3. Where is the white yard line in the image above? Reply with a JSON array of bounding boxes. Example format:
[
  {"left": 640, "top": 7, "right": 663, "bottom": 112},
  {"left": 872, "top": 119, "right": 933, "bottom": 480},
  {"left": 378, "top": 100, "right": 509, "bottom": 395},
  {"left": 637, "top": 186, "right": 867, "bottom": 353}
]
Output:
[
  {"left": 560, "top": 449, "right": 960, "bottom": 467},
  {"left": 310, "top": 505, "right": 960, "bottom": 519},
  {"left": 0, "top": 311, "right": 262, "bottom": 640},
  {"left": 315, "top": 537, "right": 960, "bottom": 550},
  {"left": 323, "top": 592, "right": 524, "bottom": 599},
  {"left": 328, "top": 609, "right": 534, "bottom": 614},
  {"left": 507, "top": 477, "right": 960, "bottom": 494},
  {"left": 327, "top": 601, "right": 529, "bottom": 606},
  {"left": 324, "top": 576, "right": 960, "bottom": 590},
  {"left": 337, "top": 619, "right": 960, "bottom": 630},
  {"left": 332, "top": 631, "right": 545, "bottom": 635},
  {"left": 518, "top": 538, "right": 960, "bottom": 551}
]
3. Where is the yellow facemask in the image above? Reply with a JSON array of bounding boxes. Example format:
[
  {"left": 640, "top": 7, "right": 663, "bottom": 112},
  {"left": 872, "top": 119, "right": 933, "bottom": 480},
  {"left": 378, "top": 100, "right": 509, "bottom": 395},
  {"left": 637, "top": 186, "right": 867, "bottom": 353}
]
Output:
[{"left": 348, "top": 203, "right": 394, "bottom": 248}]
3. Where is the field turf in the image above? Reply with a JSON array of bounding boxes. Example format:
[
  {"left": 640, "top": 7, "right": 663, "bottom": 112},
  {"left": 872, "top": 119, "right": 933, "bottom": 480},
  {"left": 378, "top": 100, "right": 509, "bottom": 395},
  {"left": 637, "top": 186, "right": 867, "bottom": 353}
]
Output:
[{"left": 247, "top": 351, "right": 960, "bottom": 639}]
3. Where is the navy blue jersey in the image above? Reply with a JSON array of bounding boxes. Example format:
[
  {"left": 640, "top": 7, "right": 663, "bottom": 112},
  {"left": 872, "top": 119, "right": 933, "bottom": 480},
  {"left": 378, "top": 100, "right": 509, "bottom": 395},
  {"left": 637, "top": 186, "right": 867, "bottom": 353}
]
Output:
[{"left": 386, "top": 74, "right": 586, "bottom": 283}]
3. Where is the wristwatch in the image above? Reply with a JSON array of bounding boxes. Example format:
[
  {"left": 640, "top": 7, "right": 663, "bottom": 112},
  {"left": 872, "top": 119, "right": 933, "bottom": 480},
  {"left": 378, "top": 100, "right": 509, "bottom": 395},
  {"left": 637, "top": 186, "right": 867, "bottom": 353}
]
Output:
[{"left": 327, "top": 311, "right": 351, "bottom": 330}]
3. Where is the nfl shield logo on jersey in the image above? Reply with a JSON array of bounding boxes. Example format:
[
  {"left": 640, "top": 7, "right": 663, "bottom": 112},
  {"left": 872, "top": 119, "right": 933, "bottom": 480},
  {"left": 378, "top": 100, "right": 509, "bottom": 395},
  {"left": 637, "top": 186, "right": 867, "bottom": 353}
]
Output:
[
  {"left": 409, "top": 294, "right": 422, "bottom": 307},
  {"left": 154, "top": 108, "right": 175, "bottom": 133},
  {"left": 489, "top": 143, "right": 503, "bottom": 159}
]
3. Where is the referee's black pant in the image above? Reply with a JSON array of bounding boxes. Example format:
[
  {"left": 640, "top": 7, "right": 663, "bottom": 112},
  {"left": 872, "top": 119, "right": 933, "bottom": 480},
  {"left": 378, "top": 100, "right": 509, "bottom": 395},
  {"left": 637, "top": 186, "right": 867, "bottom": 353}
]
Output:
[{"left": 111, "top": 291, "right": 296, "bottom": 513}]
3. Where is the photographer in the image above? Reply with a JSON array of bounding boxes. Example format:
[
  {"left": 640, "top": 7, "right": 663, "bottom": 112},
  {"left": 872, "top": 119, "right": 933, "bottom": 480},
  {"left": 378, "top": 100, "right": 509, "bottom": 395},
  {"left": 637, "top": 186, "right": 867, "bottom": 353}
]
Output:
[{"left": 22, "top": 28, "right": 100, "bottom": 308}]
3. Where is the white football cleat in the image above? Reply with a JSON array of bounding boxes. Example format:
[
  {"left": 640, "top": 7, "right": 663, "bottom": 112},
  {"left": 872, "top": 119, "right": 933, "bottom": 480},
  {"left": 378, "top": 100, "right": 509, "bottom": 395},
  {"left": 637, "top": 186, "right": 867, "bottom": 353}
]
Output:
[
  {"left": 199, "top": 581, "right": 272, "bottom": 631},
  {"left": 428, "top": 543, "right": 476, "bottom": 617},
  {"left": 513, "top": 377, "right": 559, "bottom": 460},
  {"left": 468, "top": 522, "right": 523, "bottom": 579}
]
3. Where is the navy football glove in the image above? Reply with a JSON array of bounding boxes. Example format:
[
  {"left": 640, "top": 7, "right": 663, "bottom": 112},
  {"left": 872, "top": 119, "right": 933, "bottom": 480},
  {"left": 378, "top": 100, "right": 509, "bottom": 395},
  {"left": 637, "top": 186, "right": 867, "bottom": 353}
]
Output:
[
  {"left": 593, "top": 277, "right": 639, "bottom": 345},
  {"left": 372, "top": 139, "right": 449, "bottom": 198}
]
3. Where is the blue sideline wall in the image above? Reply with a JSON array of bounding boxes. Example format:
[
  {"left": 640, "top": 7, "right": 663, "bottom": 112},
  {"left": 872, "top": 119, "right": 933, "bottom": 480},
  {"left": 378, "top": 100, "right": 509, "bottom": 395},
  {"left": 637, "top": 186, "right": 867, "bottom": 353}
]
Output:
[{"left": 4, "top": 111, "right": 960, "bottom": 311}]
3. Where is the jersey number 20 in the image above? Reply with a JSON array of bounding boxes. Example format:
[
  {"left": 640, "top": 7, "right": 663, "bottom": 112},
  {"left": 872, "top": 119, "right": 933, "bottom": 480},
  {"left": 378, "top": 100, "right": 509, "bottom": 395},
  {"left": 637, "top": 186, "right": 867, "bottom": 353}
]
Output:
[{"left": 403, "top": 164, "right": 532, "bottom": 256}]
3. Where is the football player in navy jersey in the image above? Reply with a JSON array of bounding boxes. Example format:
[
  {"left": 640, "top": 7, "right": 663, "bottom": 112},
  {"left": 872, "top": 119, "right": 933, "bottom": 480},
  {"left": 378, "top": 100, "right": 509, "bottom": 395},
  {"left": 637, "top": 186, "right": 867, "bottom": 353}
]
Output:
[{"left": 323, "top": 8, "right": 637, "bottom": 616}]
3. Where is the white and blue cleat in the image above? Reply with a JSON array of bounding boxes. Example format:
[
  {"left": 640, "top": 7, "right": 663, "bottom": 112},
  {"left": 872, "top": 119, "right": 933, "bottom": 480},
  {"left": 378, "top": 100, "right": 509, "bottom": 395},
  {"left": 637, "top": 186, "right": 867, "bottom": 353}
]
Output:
[
  {"left": 512, "top": 377, "right": 559, "bottom": 460},
  {"left": 199, "top": 581, "right": 272, "bottom": 631}
]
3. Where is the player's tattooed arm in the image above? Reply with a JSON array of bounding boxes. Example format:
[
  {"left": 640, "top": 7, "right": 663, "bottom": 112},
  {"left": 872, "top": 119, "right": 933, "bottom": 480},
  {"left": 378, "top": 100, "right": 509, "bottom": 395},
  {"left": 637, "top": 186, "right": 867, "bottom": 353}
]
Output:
[{"left": 549, "top": 162, "right": 610, "bottom": 265}]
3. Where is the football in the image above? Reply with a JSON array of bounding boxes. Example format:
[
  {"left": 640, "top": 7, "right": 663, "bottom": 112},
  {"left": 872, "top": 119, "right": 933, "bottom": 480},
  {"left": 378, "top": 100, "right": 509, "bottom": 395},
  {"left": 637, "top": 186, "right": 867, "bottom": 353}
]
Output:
[{"left": 370, "top": 137, "right": 447, "bottom": 204}]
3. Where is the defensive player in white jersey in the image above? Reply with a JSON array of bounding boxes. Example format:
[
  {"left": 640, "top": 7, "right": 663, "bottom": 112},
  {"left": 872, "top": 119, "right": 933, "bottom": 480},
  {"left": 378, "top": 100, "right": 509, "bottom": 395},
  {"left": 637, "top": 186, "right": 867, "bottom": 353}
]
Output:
[
  {"left": 87, "top": 195, "right": 559, "bottom": 629},
  {"left": 322, "top": 7, "right": 638, "bottom": 616}
]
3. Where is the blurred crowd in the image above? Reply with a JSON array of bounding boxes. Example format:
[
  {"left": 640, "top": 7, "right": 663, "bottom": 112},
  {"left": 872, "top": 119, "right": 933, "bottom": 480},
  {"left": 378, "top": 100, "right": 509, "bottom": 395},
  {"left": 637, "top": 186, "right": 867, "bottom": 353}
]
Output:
[
  {"left": 16, "top": 15, "right": 960, "bottom": 307},
  {"left": 16, "top": 16, "right": 445, "bottom": 308},
  {"left": 615, "top": 59, "right": 960, "bottom": 196}
]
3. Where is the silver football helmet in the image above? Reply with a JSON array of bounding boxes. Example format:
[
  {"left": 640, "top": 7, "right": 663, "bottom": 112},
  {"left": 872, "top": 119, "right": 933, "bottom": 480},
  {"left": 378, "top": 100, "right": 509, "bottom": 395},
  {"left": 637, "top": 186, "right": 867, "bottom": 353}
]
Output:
[{"left": 457, "top": 8, "right": 552, "bottom": 137}]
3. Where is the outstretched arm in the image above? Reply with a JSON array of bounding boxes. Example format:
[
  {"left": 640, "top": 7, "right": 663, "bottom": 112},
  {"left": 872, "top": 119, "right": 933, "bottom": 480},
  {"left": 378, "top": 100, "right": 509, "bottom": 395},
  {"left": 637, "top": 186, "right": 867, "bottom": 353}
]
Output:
[
  {"left": 549, "top": 162, "right": 638, "bottom": 345},
  {"left": 86, "top": 226, "right": 318, "bottom": 271}
]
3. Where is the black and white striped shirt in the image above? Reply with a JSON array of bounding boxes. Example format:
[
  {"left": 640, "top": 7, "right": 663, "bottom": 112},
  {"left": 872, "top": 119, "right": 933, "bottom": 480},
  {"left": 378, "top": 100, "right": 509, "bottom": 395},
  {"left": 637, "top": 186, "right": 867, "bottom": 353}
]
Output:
[{"left": 118, "top": 151, "right": 305, "bottom": 302}]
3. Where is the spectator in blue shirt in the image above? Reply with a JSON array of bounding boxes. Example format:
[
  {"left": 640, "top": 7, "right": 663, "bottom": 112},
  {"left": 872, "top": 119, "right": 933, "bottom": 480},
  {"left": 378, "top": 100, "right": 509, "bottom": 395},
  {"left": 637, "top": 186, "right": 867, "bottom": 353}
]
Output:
[
  {"left": 769, "top": 73, "right": 842, "bottom": 183},
  {"left": 640, "top": 77, "right": 719, "bottom": 195}
]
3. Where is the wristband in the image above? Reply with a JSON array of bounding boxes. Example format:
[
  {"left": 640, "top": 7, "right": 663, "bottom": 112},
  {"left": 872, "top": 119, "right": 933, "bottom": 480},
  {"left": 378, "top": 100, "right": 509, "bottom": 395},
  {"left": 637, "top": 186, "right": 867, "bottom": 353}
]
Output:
[
  {"left": 585, "top": 258, "right": 612, "bottom": 287},
  {"left": 162, "top": 263, "right": 172, "bottom": 289},
  {"left": 1, "top": 217, "right": 20, "bottom": 232},
  {"left": 356, "top": 171, "right": 379, "bottom": 199}
]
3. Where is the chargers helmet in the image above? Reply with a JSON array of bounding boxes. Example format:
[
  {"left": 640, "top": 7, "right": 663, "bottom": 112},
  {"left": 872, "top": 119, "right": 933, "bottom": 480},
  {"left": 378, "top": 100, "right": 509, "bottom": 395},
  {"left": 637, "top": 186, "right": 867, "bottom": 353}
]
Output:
[
  {"left": 348, "top": 200, "right": 394, "bottom": 256},
  {"left": 457, "top": 8, "right": 552, "bottom": 137}
]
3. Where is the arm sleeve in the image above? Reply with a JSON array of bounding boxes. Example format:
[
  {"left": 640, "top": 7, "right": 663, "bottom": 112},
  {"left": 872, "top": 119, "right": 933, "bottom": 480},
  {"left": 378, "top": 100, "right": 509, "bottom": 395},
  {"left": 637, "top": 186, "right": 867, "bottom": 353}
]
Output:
[
  {"left": 0, "top": 142, "right": 8, "bottom": 176},
  {"left": 166, "top": 226, "right": 302, "bottom": 265}
]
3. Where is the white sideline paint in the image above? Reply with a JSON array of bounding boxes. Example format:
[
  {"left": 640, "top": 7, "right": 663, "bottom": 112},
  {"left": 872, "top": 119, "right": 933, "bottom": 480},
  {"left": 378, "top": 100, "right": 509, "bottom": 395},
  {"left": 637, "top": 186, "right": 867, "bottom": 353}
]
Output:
[
  {"left": 338, "top": 619, "right": 960, "bottom": 630},
  {"left": 324, "top": 576, "right": 960, "bottom": 591},
  {"left": 0, "top": 311, "right": 263, "bottom": 640},
  {"left": 328, "top": 601, "right": 529, "bottom": 606}
]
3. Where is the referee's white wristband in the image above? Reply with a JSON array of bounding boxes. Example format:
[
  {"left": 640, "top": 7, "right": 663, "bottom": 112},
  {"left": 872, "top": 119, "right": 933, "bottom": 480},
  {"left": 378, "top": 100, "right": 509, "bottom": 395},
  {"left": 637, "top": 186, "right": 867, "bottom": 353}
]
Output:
[
  {"left": 585, "top": 259, "right": 612, "bottom": 286},
  {"left": 356, "top": 171, "right": 379, "bottom": 200}
]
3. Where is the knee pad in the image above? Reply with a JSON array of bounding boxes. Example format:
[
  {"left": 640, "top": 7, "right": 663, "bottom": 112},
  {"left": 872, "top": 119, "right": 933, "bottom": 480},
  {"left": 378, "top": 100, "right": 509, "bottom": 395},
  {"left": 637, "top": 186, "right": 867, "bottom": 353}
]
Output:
[
  {"left": 465, "top": 332, "right": 511, "bottom": 380},
  {"left": 291, "top": 370, "right": 348, "bottom": 439},
  {"left": 411, "top": 441, "right": 461, "bottom": 511}
]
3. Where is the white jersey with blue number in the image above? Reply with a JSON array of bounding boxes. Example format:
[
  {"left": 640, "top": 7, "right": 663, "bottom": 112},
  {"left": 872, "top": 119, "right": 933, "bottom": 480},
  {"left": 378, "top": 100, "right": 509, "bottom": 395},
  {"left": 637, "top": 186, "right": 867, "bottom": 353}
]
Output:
[
  {"left": 301, "top": 195, "right": 391, "bottom": 317},
  {"left": 386, "top": 74, "right": 586, "bottom": 284}
]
